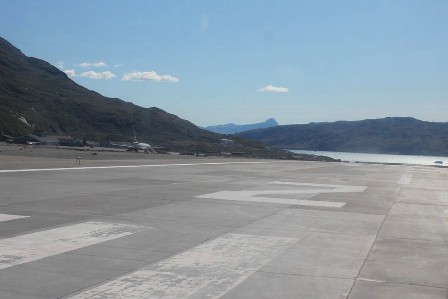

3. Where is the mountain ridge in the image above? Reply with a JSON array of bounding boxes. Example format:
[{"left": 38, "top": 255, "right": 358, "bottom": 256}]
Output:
[
  {"left": 0, "top": 36, "right": 279, "bottom": 155},
  {"left": 205, "top": 118, "right": 278, "bottom": 134},
  {"left": 238, "top": 117, "right": 448, "bottom": 156}
]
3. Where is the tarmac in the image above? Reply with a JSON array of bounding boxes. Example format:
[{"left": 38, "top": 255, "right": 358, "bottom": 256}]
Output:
[{"left": 0, "top": 148, "right": 447, "bottom": 298}]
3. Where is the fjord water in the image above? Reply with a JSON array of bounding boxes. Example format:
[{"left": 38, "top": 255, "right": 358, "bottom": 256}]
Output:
[{"left": 291, "top": 150, "right": 447, "bottom": 166}]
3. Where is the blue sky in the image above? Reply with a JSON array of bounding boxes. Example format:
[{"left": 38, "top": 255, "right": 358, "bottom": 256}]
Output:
[{"left": 1, "top": 0, "right": 447, "bottom": 126}]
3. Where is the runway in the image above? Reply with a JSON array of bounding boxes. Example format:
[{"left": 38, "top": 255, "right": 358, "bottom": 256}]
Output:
[{"left": 0, "top": 158, "right": 447, "bottom": 298}]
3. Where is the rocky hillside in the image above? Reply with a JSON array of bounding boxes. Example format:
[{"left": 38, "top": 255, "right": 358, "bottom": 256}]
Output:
[{"left": 0, "top": 37, "right": 279, "bottom": 155}]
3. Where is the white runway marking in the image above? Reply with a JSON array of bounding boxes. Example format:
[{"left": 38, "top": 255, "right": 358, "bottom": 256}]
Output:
[
  {"left": 69, "top": 233, "right": 297, "bottom": 299},
  {"left": 0, "top": 214, "right": 29, "bottom": 222},
  {"left": 0, "top": 161, "right": 268, "bottom": 173},
  {"left": 197, "top": 190, "right": 346, "bottom": 207},
  {"left": 197, "top": 182, "right": 366, "bottom": 208},
  {"left": 270, "top": 181, "right": 367, "bottom": 193},
  {"left": 0, "top": 221, "right": 148, "bottom": 270}
]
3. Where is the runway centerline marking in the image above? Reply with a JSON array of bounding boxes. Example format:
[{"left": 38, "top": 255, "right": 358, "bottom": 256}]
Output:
[
  {"left": 0, "top": 214, "right": 29, "bottom": 222},
  {"left": 0, "top": 221, "right": 149, "bottom": 270},
  {"left": 68, "top": 233, "right": 297, "bottom": 298},
  {"left": 196, "top": 181, "right": 367, "bottom": 208},
  {"left": 0, "top": 161, "right": 268, "bottom": 173}
]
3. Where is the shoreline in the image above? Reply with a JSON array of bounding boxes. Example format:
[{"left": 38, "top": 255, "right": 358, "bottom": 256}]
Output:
[
  {"left": 291, "top": 149, "right": 447, "bottom": 167},
  {"left": 1, "top": 143, "right": 446, "bottom": 171}
]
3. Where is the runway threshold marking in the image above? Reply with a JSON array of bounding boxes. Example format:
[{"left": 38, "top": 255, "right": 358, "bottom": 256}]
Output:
[
  {"left": 69, "top": 233, "right": 297, "bottom": 298},
  {"left": 270, "top": 181, "right": 367, "bottom": 193},
  {"left": 0, "top": 161, "right": 268, "bottom": 173},
  {"left": 0, "top": 221, "right": 148, "bottom": 270},
  {"left": 198, "top": 190, "right": 346, "bottom": 207},
  {"left": 0, "top": 214, "right": 29, "bottom": 222},
  {"left": 196, "top": 181, "right": 367, "bottom": 208}
]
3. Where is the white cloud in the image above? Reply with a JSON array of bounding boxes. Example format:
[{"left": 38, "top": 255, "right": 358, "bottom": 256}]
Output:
[
  {"left": 257, "top": 85, "right": 289, "bottom": 93},
  {"left": 77, "top": 62, "right": 108, "bottom": 68},
  {"left": 55, "top": 61, "right": 65, "bottom": 69},
  {"left": 113, "top": 64, "right": 123, "bottom": 67},
  {"left": 122, "top": 71, "right": 179, "bottom": 82},
  {"left": 63, "top": 69, "right": 76, "bottom": 77},
  {"left": 80, "top": 71, "right": 116, "bottom": 80}
]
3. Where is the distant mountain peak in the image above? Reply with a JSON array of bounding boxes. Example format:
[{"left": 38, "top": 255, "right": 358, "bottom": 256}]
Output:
[
  {"left": 205, "top": 118, "right": 278, "bottom": 134},
  {"left": 265, "top": 118, "right": 278, "bottom": 125}
]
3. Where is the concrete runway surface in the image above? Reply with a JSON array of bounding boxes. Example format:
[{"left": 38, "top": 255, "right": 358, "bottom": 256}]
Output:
[{"left": 0, "top": 158, "right": 447, "bottom": 298}]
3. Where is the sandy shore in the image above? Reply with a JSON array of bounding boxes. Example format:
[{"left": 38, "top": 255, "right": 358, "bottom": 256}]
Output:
[{"left": 0, "top": 143, "right": 248, "bottom": 170}]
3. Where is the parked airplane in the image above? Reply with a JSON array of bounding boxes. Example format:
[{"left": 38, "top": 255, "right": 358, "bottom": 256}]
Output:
[
  {"left": 131, "top": 131, "right": 155, "bottom": 153},
  {"left": 108, "top": 132, "right": 155, "bottom": 153}
]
